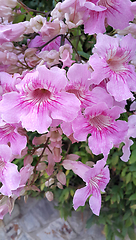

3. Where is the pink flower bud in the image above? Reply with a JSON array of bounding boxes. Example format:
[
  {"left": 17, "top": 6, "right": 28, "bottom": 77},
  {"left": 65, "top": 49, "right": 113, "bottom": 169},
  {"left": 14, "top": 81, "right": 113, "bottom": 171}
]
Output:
[
  {"left": 24, "top": 48, "right": 37, "bottom": 58},
  {"left": 2, "top": 42, "right": 14, "bottom": 51},
  {"left": 32, "top": 134, "right": 47, "bottom": 145},
  {"left": 30, "top": 15, "right": 46, "bottom": 33},
  {"left": 65, "top": 154, "right": 79, "bottom": 161},
  {"left": 36, "top": 162, "right": 46, "bottom": 171},
  {"left": 57, "top": 171, "right": 66, "bottom": 185},
  {"left": 57, "top": 182, "right": 63, "bottom": 189},
  {"left": 41, "top": 19, "right": 67, "bottom": 42},
  {"left": 5, "top": 0, "right": 17, "bottom": 8},
  {"left": 47, "top": 127, "right": 62, "bottom": 142},
  {"left": 24, "top": 155, "right": 33, "bottom": 166},
  {"left": 45, "top": 191, "right": 54, "bottom": 201},
  {"left": 45, "top": 178, "right": 54, "bottom": 187}
]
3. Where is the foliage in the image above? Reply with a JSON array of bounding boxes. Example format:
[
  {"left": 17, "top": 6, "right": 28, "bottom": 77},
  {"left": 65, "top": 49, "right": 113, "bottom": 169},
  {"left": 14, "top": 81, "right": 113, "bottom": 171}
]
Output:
[{"left": 1, "top": 1, "right": 136, "bottom": 240}]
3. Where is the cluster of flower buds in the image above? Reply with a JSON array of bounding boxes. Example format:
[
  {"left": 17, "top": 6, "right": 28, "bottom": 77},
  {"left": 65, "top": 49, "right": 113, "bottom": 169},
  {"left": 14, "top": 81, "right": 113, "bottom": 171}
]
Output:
[
  {"left": 0, "top": 0, "right": 18, "bottom": 23},
  {"left": 0, "top": 0, "right": 136, "bottom": 219}
]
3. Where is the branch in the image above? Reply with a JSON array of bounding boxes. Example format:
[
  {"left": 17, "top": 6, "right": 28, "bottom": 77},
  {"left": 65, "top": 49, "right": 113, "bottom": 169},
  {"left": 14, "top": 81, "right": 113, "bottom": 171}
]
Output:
[
  {"left": 37, "top": 34, "right": 63, "bottom": 51},
  {"left": 17, "top": 0, "right": 51, "bottom": 17},
  {"left": 31, "top": 137, "right": 50, "bottom": 185},
  {"left": 65, "top": 35, "right": 81, "bottom": 62}
]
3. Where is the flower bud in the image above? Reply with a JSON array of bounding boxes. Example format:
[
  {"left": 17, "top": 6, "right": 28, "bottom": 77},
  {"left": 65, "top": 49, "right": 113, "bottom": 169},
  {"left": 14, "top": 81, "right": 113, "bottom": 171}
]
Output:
[
  {"left": 57, "top": 182, "right": 63, "bottom": 189},
  {"left": 45, "top": 178, "right": 54, "bottom": 187},
  {"left": 32, "top": 134, "right": 47, "bottom": 146},
  {"left": 24, "top": 48, "right": 37, "bottom": 58},
  {"left": 24, "top": 155, "right": 33, "bottom": 166},
  {"left": 57, "top": 171, "right": 66, "bottom": 185},
  {"left": 30, "top": 15, "right": 45, "bottom": 33},
  {"left": 2, "top": 42, "right": 14, "bottom": 51},
  {"left": 45, "top": 191, "right": 54, "bottom": 201}
]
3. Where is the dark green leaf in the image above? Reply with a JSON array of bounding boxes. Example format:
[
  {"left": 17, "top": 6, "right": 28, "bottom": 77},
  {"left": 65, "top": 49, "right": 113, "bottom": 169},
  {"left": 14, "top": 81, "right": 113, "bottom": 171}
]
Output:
[
  {"left": 128, "top": 227, "right": 136, "bottom": 240},
  {"left": 129, "top": 193, "right": 136, "bottom": 201}
]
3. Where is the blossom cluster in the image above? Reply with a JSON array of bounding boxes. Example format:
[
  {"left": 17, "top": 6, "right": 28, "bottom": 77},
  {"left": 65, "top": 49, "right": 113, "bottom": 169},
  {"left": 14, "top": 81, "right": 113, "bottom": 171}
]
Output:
[{"left": 0, "top": 0, "right": 136, "bottom": 219}]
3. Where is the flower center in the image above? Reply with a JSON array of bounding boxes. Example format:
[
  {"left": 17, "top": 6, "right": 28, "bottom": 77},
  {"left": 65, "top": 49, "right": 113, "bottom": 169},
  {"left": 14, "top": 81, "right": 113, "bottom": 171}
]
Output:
[
  {"left": 89, "top": 174, "right": 104, "bottom": 190},
  {"left": 106, "top": 48, "right": 129, "bottom": 72},
  {"left": 0, "top": 158, "right": 5, "bottom": 172},
  {"left": 31, "top": 88, "right": 51, "bottom": 101},
  {"left": 67, "top": 89, "right": 82, "bottom": 99},
  {"left": 89, "top": 114, "right": 111, "bottom": 130},
  {"left": 98, "top": 0, "right": 114, "bottom": 8},
  {"left": 0, "top": 124, "right": 15, "bottom": 135}
]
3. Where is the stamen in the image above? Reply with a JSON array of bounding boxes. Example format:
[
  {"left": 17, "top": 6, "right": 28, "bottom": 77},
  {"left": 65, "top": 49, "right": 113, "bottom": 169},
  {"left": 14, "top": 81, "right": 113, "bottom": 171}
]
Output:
[{"left": 89, "top": 114, "right": 111, "bottom": 130}]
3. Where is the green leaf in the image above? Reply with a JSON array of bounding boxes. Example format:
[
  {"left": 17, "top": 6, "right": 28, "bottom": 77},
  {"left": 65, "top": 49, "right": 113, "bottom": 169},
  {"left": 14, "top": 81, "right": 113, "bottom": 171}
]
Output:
[
  {"left": 70, "top": 189, "right": 74, "bottom": 197},
  {"left": 125, "top": 218, "right": 132, "bottom": 227},
  {"left": 113, "top": 228, "right": 124, "bottom": 239},
  {"left": 77, "top": 51, "right": 90, "bottom": 59},
  {"left": 66, "top": 178, "right": 69, "bottom": 187},
  {"left": 116, "top": 194, "right": 120, "bottom": 204},
  {"left": 26, "top": 13, "right": 33, "bottom": 21},
  {"left": 129, "top": 164, "right": 136, "bottom": 172},
  {"left": 130, "top": 205, "right": 136, "bottom": 209},
  {"left": 128, "top": 227, "right": 136, "bottom": 240},
  {"left": 129, "top": 193, "right": 136, "bottom": 201},
  {"left": 105, "top": 195, "right": 110, "bottom": 201},
  {"left": 126, "top": 172, "right": 132, "bottom": 184},
  {"left": 121, "top": 167, "right": 128, "bottom": 177},
  {"left": 13, "top": 14, "right": 25, "bottom": 24},
  {"left": 86, "top": 214, "right": 95, "bottom": 228},
  {"left": 40, "top": 183, "right": 45, "bottom": 191},
  {"left": 123, "top": 211, "right": 131, "bottom": 221},
  {"left": 129, "top": 149, "right": 136, "bottom": 164},
  {"left": 133, "top": 172, "right": 136, "bottom": 178},
  {"left": 111, "top": 155, "right": 119, "bottom": 166},
  {"left": 133, "top": 176, "right": 136, "bottom": 186},
  {"left": 133, "top": 216, "right": 136, "bottom": 225}
]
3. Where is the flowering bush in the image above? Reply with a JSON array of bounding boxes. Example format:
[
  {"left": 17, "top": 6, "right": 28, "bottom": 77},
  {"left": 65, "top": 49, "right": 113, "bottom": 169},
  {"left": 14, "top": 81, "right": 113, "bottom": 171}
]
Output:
[{"left": 1, "top": 0, "right": 136, "bottom": 239}]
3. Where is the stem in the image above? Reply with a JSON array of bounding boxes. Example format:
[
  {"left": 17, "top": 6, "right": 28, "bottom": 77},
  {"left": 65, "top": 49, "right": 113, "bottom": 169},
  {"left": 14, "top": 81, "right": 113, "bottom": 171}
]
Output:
[
  {"left": 66, "top": 140, "right": 71, "bottom": 156},
  {"left": 37, "top": 34, "right": 63, "bottom": 51},
  {"left": 18, "top": 0, "right": 50, "bottom": 17},
  {"left": 17, "top": 0, "right": 33, "bottom": 17},
  {"left": 37, "top": 33, "right": 81, "bottom": 63},
  {"left": 61, "top": 34, "right": 65, "bottom": 46},
  {"left": 65, "top": 35, "right": 81, "bottom": 62},
  {"left": 31, "top": 137, "right": 50, "bottom": 185}
]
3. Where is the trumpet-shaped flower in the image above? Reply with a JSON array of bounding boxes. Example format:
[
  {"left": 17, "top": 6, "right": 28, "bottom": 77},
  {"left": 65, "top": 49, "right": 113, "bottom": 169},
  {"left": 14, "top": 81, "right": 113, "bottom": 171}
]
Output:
[
  {"left": 0, "top": 122, "right": 27, "bottom": 155},
  {"left": 0, "top": 145, "right": 20, "bottom": 197},
  {"left": 89, "top": 34, "right": 136, "bottom": 101},
  {"left": 83, "top": 0, "right": 133, "bottom": 34},
  {"left": 66, "top": 63, "right": 113, "bottom": 108},
  {"left": 63, "top": 159, "right": 110, "bottom": 215},
  {"left": 0, "top": 65, "right": 80, "bottom": 133},
  {"left": 72, "top": 102, "right": 128, "bottom": 156}
]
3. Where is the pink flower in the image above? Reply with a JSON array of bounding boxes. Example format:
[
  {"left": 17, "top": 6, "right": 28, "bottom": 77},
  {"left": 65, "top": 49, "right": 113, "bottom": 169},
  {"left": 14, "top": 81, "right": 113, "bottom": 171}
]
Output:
[
  {"left": 40, "top": 19, "right": 67, "bottom": 42},
  {"left": 66, "top": 63, "right": 113, "bottom": 108},
  {"left": 89, "top": 34, "right": 136, "bottom": 101},
  {"left": 12, "top": 164, "right": 34, "bottom": 197},
  {"left": 0, "top": 65, "right": 80, "bottom": 133},
  {"left": 0, "top": 22, "right": 27, "bottom": 44},
  {"left": 121, "top": 114, "right": 136, "bottom": 162},
  {"left": 0, "top": 145, "right": 21, "bottom": 196},
  {"left": 59, "top": 44, "right": 75, "bottom": 68},
  {"left": 51, "top": 0, "right": 82, "bottom": 20},
  {"left": 0, "top": 195, "right": 15, "bottom": 219},
  {"left": 0, "top": 72, "right": 20, "bottom": 96},
  {"left": 72, "top": 103, "right": 128, "bottom": 156},
  {"left": 83, "top": 0, "right": 134, "bottom": 34},
  {"left": 63, "top": 159, "right": 110, "bottom": 215},
  {"left": 28, "top": 35, "right": 61, "bottom": 52},
  {"left": 131, "top": 2, "right": 136, "bottom": 15},
  {"left": 0, "top": 122, "right": 27, "bottom": 155}
]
